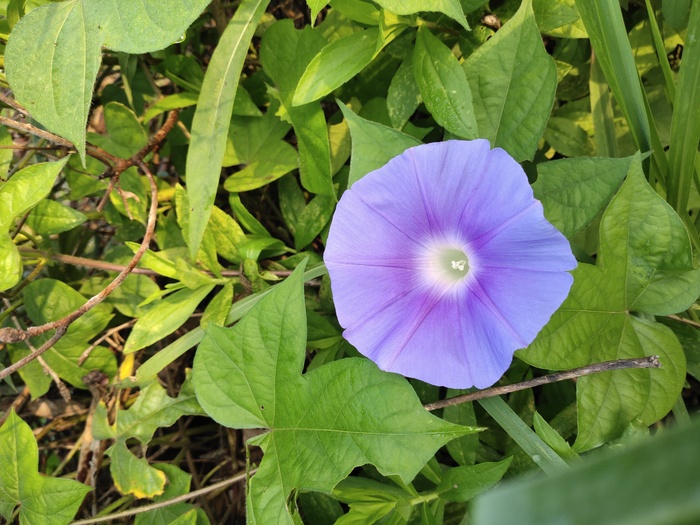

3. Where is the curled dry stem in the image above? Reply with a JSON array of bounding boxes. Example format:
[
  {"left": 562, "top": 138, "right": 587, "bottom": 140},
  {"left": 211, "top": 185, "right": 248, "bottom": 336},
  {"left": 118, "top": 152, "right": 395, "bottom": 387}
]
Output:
[
  {"left": 424, "top": 356, "right": 662, "bottom": 411},
  {"left": 0, "top": 162, "right": 159, "bottom": 381}
]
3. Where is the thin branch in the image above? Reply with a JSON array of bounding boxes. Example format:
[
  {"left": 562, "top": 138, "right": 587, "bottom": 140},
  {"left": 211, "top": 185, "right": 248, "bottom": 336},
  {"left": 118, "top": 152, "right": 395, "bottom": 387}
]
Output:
[
  {"left": 0, "top": 163, "right": 159, "bottom": 379},
  {"left": 19, "top": 249, "right": 293, "bottom": 278},
  {"left": 423, "top": 356, "right": 662, "bottom": 411},
  {"left": 0, "top": 91, "right": 30, "bottom": 117},
  {"left": 0, "top": 114, "right": 118, "bottom": 167},
  {"left": 69, "top": 469, "right": 254, "bottom": 525},
  {"left": 666, "top": 314, "right": 700, "bottom": 329}
]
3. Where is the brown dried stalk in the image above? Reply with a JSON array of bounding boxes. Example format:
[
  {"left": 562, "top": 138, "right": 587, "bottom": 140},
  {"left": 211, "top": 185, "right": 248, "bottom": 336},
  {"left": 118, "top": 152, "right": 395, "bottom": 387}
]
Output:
[{"left": 423, "top": 356, "right": 661, "bottom": 411}]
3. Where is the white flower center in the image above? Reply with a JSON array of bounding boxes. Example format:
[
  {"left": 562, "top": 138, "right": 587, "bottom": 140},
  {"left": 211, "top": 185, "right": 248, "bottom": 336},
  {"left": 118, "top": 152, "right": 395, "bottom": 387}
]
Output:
[
  {"left": 421, "top": 244, "right": 471, "bottom": 290},
  {"left": 436, "top": 248, "right": 470, "bottom": 282}
]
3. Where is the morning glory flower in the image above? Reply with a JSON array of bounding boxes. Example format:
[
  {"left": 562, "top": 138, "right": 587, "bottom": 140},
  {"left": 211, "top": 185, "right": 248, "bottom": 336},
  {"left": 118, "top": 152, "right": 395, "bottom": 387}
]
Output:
[{"left": 324, "top": 140, "right": 576, "bottom": 389}]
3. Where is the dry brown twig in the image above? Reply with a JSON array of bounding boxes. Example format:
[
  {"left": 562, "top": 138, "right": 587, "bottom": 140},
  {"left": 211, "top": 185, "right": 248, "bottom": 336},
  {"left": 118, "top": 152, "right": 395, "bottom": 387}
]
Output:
[
  {"left": 0, "top": 101, "right": 181, "bottom": 379},
  {"left": 423, "top": 356, "right": 662, "bottom": 411},
  {"left": 0, "top": 161, "right": 159, "bottom": 380}
]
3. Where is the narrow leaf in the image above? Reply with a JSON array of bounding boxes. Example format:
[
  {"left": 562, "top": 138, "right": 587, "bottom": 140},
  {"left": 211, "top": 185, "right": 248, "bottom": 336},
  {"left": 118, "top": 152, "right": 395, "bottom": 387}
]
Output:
[
  {"left": 293, "top": 28, "right": 381, "bottom": 106},
  {"left": 186, "top": 0, "right": 269, "bottom": 260},
  {"left": 123, "top": 284, "right": 215, "bottom": 354},
  {"left": 667, "top": 0, "right": 700, "bottom": 212}
]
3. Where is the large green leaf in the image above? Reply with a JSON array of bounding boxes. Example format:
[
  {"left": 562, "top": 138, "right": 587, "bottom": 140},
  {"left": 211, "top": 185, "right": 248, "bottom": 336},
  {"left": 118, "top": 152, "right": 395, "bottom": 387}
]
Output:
[
  {"left": 472, "top": 418, "right": 700, "bottom": 524},
  {"left": 293, "top": 27, "right": 381, "bottom": 106},
  {"left": 463, "top": 0, "right": 557, "bottom": 161},
  {"left": 413, "top": 27, "right": 477, "bottom": 139},
  {"left": 337, "top": 103, "right": 422, "bottom": 187},
  {"left": 193, "top": 261, "right": 474, "bottom": 524},
  {"left": 0, "top": 410, "right": 90, "bottom": 524},
  {"left": 520, "top": 155, "right": 696, "bottom": 450},
  {"left": 5, "top": 0, "right": 210, "bottom": 161},
  {"left": 532, "top": 156, "right": 633, "bottom": 238},
  {"left": 186, "top": 0, "right": 269, "bottom": 260}
]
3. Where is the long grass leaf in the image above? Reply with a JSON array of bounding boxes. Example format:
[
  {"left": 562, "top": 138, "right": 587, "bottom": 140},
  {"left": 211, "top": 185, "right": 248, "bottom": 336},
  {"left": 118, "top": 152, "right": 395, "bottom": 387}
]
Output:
[
  {"left": 575, "top": 0, "right": 651, "bottom": 153},
  {"left": 668, "top": 0, "right": 700, "bottom": 213}
]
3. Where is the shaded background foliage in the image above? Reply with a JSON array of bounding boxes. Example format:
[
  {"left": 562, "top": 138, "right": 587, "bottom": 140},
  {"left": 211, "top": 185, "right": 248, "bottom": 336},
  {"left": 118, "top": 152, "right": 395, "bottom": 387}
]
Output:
[{"left": 0, "top": 0, "right": 699, "bottom": 524}]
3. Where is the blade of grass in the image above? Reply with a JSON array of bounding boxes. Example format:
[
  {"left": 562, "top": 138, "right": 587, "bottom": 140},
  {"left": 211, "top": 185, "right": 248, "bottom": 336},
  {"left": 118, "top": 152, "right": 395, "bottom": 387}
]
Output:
[
  {"left": 644, "top": 0, "right": 676, "bottom": 104},
  {"left": 575, "top": 0, "right": 652, "bottom": 153},
  {"left": 478, "top": 396, "right": 568, "bottom": 476},
  {"left": 186, "top": 0, "right": 269, "bottom": 260},
  {"left": 589, "top": 53, "right": 618, "bottom": 157},
  {"left": 667, "top": 0, "right": 700, "bottom": 214},
  {"left": 131, "top": 263, "right": 328, "bottom": 383}
]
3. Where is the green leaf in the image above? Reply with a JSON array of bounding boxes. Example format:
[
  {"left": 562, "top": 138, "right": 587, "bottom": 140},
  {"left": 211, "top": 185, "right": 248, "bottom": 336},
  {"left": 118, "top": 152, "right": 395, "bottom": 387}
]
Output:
[
  {"left": 293, "top": 195, "right": 336, "bottom": 250},
  {"left": 186, "top": 0, "right": 269, "bottom": 260},
  {"left": 260, "top": 21, "right": 335, "bottom": 196},
  {"left": 471, "top": 418, "right": 700, "bottom": 525},
  {"left": 532, "top": 156, "right": 633, "bottom": 238},
  {"left": 338, "top": 102, "right": 422, "bottom": 187},
  {"left": 478, "top": 397, "right": 567, "bottom": 474},
  {"left": 532, "top": 413, "right": 579, "bottom": 464},
  {"left": 88, "top": 102, "right": 148, "bottom": 159},
  {"left": 142, "top": 92, "right": 199, "bottom": 123},
  {"left": 0, "top": 410, "right": 90, "bottom": 524},
  {"left": 193, "top": 262, "right": 473, "bottom": 523},
  {"left": 521, "top": 155, "right": 695, "bottom": 450},
  {"left": 373, "top": 0, "right": 469, "bottom": 30},
  {"left": 0, "top": 126, "right": 13, "bottom": 181},
  {"left": 134, "top": 464, "right": 201, "bottom": 525},
  {"left": 222, "top": 112, "right": 298, "bottom": 192},
  {"left": 26, "top": 199, "right": 87, "bottom": 235},
  {"left": 0, "top": 158, "right": 70, "bottom": 232},
  {"left": 443, "top": 391, "right": 478, "bottom": 466},
  {"left": 532, "top": 0, "right": 586, "bottom": 38},
  {"left": 5, "top": 0, "right": 210, "bottom": 161},
  {"left": 543, "top": 116, "right": 594, "bottom": 157},
  {"left": 95, "top": 376, "right": 203, "bottom": 498},
  {"left": 413, "top": 27, "right": 476, "bottom": 139},
  {"left": 436, "top": 458, "right": 512, "bottom": 502},
  {"left": 463, "top": 0, "right": 557, "bottom": 161},
  {"left": 0, "top": 233, "right": 21, "bottom": 292},
  {"left": 387, "top": 55, "right": 421, "bottom": 129},
  {"left": 123, "top": 284, "right": 215, "bottom": 354},
  {"left": 667, "top": 0, "right": 700, "bottom": 212},
  {"left": 21, "top": 279, "right": 117, "bottom": 388},
  {"left": 293, "top": 27, "right": 381, "bottom": 106},
  {"left": 574, "top": 0, "right": 653, "bottom": 157}
]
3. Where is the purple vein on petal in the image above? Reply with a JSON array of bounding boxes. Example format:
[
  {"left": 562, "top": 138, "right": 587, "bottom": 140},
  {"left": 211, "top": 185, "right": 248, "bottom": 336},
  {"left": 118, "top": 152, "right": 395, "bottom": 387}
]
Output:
[
  {"left": 457, "top": 150, "right": 494, "bottom": 227},
  {"left": 408, "top": 147, "right": 439, "bottom": 231},
  {"left": 378, "top": 289, "right": 448, "bottom": 370},
  {"left": 352, "top": 192, "right": 422, "bottom": 247},
  {"left": 342, "top": 288, "right": 415, "bottom": 335},
  {"left": 326, "top": 259, "right": 416, "bottom": 270},
  {"left": 469, "top": 201, "right": 539, "bottom": 250},
  {"left": 469, "top": 278, "right": 529, "bottom": 348}
]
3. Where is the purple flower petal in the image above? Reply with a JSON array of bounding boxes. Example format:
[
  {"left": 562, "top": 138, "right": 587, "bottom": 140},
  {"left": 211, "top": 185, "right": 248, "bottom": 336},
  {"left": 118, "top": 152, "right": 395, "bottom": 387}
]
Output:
[{"left": 325, "top": 140, "right": 576, "bottom": 388}]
